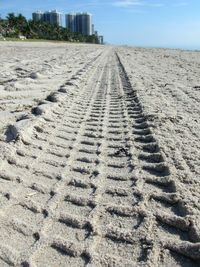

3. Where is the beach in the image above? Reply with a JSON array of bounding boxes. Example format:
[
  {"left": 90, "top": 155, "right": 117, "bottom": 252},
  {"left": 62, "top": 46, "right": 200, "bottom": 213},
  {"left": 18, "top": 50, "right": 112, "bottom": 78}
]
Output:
[{"left": 0, "top": 41, "right": 199, "bottom": 266}]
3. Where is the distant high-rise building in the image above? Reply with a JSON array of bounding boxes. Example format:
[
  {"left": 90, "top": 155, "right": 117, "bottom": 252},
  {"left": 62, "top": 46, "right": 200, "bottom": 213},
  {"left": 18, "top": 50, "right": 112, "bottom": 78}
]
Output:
[
  {"left": 32, "top": 10, "right": 62, "bottom": 26},
  {"left": 65, "top": 14, "right": 76, "bottom": 32},
  {"left": 43, "top": 11, "right": 51, "bottom": 23},
  {"left": 92, "top": 24, "right": 95, "bottom": 35},
  {"left": 32, "top": 11, "right": 43, "bottom": 22},
  {"left": 49, "top": 10, "right": 62, "bottom": 26},
  {"left": 66, "top": 12, "right": 92, "bottom": 36},
  {"left": 98, "top": 35, "right": 104, "bottom": 45}
]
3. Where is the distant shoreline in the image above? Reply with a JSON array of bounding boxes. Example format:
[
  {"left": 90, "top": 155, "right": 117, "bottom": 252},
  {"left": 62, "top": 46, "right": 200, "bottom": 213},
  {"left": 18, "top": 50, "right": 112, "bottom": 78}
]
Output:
[
  {"left": 116, "top": 44, "right": 200, "bottom": 52},
  {"left": 0, "top": 39, "right": 199, "bottom": 52}
]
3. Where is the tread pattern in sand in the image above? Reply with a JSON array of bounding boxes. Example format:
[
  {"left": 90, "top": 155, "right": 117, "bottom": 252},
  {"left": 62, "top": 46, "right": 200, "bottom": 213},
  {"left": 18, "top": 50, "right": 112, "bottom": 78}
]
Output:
[{"left": 0, "top": 47, "right": 199, "bottom": 267}]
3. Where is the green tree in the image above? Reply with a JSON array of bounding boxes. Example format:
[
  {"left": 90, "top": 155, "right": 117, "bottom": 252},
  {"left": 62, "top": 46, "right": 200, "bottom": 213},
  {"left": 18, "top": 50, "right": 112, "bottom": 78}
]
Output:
[{"left": 7, "top": 13, "right": 16, "bottom": 27}]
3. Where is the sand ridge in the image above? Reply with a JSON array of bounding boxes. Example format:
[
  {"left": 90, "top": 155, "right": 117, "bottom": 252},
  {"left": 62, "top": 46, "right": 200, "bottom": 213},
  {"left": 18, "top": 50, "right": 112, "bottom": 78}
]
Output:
[{"left": 0, "top": 42, "right": 199, "bottom": 266}]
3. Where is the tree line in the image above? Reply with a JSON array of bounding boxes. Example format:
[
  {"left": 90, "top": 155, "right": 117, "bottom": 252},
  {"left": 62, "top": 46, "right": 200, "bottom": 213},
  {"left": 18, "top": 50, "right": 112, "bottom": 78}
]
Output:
[{"left": 0, "top": 13, "right": 99, "bottom": 44}]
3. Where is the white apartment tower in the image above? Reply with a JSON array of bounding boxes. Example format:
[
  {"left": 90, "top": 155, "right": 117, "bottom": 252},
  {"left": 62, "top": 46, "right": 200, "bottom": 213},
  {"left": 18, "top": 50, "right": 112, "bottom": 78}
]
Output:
[
  {"left": 32, "top": 11, "right": 43, "bottom": 22},
  {"left": 66, "top": 12, "right": 92, "bottom": 36},
  {"left": 65, "top": 14, "right": 76, "bottom": 32},
  {"left": 32, "top": 10, "right": 62, "bottom": 26}
]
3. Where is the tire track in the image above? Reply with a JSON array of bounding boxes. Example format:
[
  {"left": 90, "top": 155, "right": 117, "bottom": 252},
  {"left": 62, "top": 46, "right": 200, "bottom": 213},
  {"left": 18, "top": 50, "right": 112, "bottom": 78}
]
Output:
[
  {"left": 116, "top": 52, "right": 200, "bottom": 267},
  {"left": 0, "top": 49, "right": 111, "bottom": 267}
]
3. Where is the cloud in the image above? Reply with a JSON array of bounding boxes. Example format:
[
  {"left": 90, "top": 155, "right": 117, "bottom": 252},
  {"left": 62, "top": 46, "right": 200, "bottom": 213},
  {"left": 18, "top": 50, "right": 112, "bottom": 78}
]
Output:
[
  {"left": 112, "top": 0, "right": 164, "bottom": 8},
  {"left": 149, "top": 3, "right": 164, "bottom": 7},
  {"left": 112, "top": 0, "right": 145, "bottom": 8}
]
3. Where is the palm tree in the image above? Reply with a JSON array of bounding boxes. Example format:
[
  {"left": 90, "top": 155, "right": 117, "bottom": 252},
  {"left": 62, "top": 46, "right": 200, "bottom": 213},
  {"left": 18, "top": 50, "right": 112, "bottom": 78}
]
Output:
[{"left": 7, "top": 13, "right": 16, "bottom": 27}]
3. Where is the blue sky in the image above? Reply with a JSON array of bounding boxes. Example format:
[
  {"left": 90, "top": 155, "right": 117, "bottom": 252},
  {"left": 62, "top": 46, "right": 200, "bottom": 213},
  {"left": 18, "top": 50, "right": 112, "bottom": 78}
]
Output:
[{"left": 1, "top": 0, "right": 200, "bottom": 49}]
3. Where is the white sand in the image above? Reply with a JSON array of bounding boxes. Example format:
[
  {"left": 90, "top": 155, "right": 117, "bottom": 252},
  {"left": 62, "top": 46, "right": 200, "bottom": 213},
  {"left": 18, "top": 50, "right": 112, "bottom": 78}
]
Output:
[{"left": 0, "top": 41, "right": 199, "bottom": 267}]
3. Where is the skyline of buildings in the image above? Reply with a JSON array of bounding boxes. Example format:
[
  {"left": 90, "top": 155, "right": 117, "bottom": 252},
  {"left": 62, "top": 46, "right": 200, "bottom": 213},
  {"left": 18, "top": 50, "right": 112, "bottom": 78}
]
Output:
[
  {"left": 32, "top": 10, "right": 103, "bottom": 43},
  {"left": 32, "top": 10, "right": 62, "bottom": 26}
]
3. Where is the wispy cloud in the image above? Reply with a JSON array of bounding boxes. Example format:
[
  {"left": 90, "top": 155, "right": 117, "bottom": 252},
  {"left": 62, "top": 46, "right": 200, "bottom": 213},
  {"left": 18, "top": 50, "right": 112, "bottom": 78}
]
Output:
[
  {"left": 149, "top": 3, "right": 164, "bottom": 7},
  {"left": 112, "top": 0, "right": 145, "bottom": 8},
  {"left": 112, "top": 0, "right": 164, "bottom": 8}
]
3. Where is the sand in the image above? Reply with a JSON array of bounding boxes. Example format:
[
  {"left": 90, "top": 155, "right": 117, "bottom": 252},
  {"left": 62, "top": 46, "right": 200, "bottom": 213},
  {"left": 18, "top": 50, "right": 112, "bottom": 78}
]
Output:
[{"left": 0, "top": 41, "right": 199, "bottom": 267}]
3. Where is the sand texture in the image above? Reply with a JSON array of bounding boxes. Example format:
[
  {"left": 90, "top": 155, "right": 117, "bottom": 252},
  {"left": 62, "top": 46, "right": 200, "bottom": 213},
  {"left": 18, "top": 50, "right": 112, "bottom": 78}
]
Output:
[{"left": 0, "top": 42, "right": 199, "bottom": 266}]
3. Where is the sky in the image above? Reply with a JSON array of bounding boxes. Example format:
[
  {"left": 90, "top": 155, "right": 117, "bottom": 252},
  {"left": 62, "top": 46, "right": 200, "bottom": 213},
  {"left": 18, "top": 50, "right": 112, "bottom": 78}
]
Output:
[{"left": 1, "top": 0, "right": 200, "bottom": 49}]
